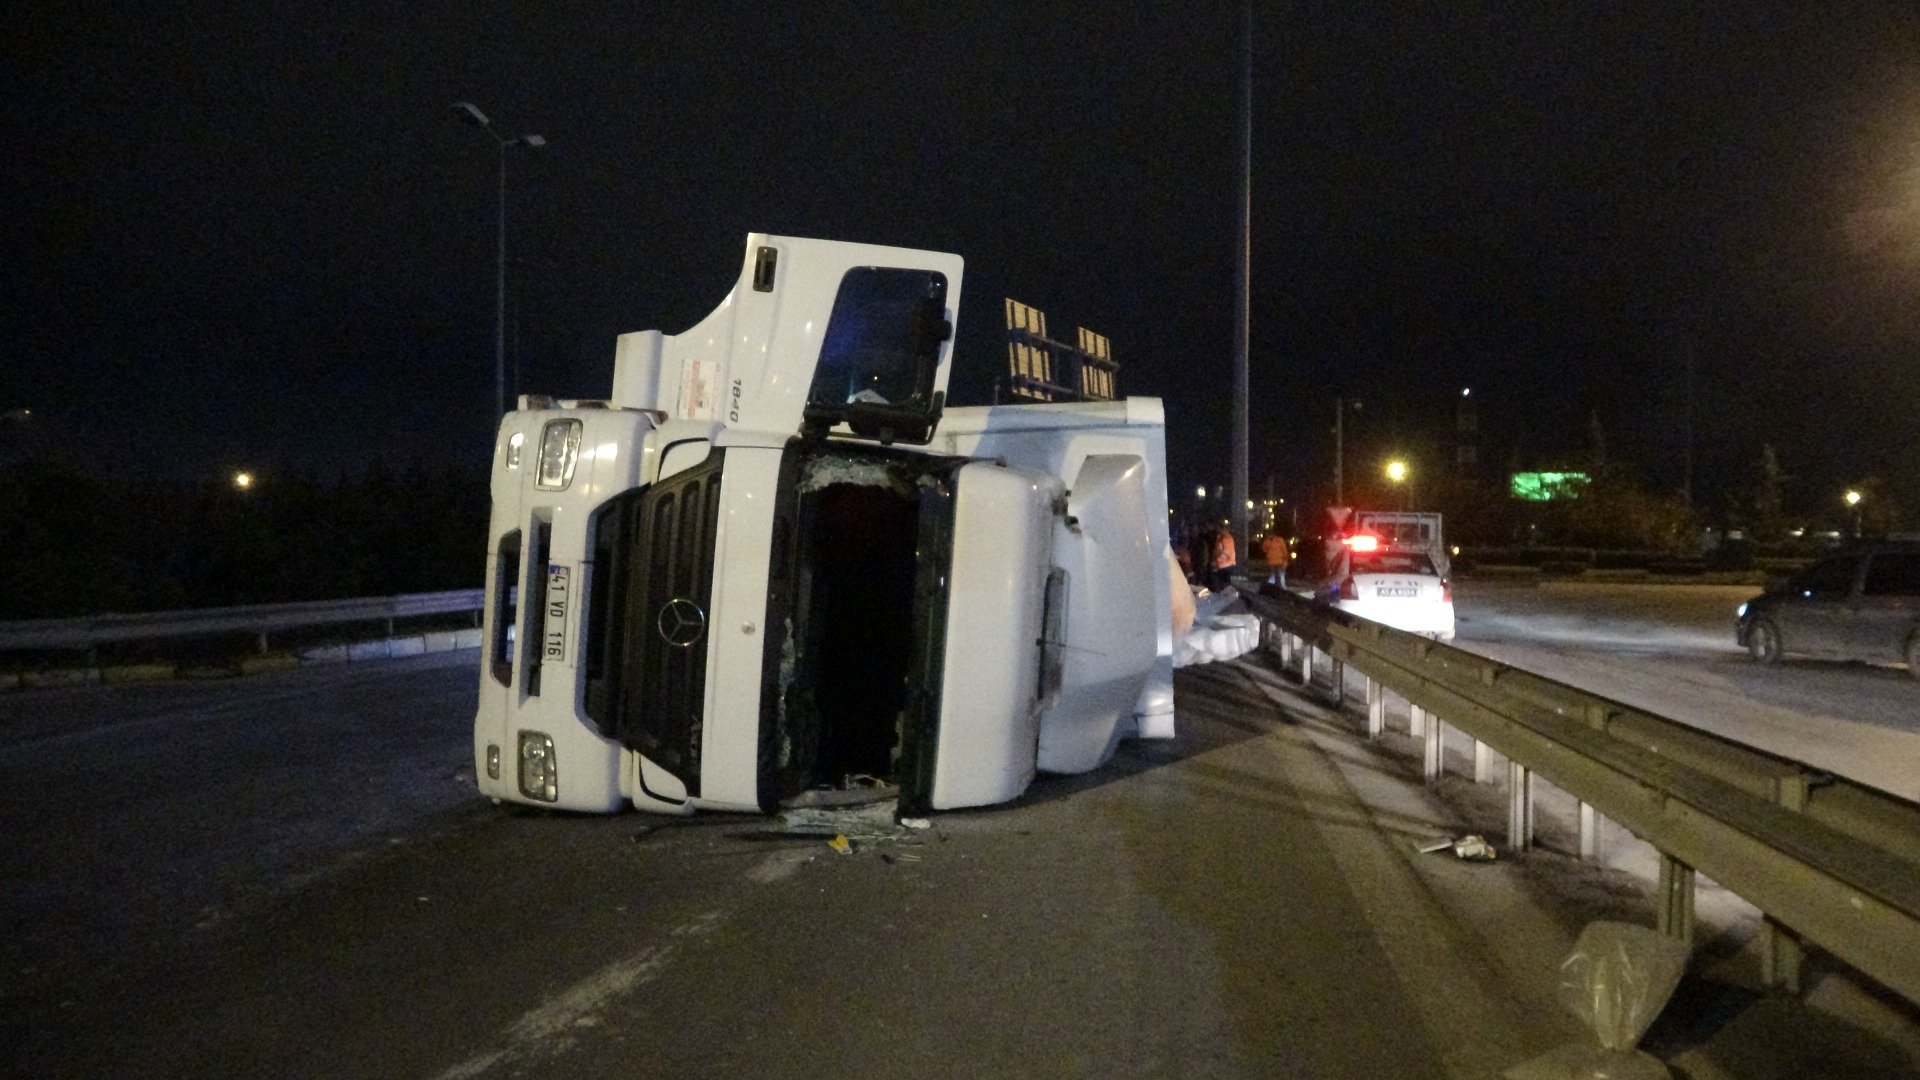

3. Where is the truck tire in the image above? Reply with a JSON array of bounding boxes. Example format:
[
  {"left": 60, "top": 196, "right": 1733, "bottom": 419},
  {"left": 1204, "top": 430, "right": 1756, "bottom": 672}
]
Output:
[{"left": 1748, "top": 619, "right": 1783, "bottom": 665}]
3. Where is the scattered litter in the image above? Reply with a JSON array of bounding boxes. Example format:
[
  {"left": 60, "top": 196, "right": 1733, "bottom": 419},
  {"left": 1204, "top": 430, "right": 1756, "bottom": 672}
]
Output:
[
  {"left": 1503, "top": 921, "right": 1687, "bottom": 1079},
  {"left": 777, "top": 799, "right": 929, "bottom": 842},
  {"left": 826, "top": 835, "right": 853, "bottom": 856},
  {"left": 1173, "top": 587, "right": 1261, "bottom": 668},
  {"left": 1419, "top": 834, "right": 1498, "bottom": 860},
  {"left": 1452, "top": 835, "right": 1497, "bottom": 860}
]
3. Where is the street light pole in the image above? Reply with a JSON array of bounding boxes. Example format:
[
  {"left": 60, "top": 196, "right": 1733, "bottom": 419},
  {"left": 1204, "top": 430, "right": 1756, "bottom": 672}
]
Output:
[
  {"left": 1334, "top": 398, "right": 1345, "bottom": 507},
  {"left": 1229, "top": 2, "right": 1251, "bottom": 562},
  {"left": 453, "top": 102, "right": 545, "bottom": 418}
]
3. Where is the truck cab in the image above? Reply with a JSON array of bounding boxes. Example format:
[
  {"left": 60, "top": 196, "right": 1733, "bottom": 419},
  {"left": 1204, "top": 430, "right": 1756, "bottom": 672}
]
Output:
[{"left": 474, "top": 235, "right": 1174, "bottom": 816}]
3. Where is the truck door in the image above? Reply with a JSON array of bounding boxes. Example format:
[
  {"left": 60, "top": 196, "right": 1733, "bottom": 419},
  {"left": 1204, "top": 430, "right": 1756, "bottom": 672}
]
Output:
[{"left": 802, "top": 266, "right": 952, "bottom": 446}]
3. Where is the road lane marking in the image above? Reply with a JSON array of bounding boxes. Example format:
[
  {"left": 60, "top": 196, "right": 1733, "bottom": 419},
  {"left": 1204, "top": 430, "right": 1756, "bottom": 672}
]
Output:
[{"left": 432, "top": 910, "right": 723, "bottom": 1079}]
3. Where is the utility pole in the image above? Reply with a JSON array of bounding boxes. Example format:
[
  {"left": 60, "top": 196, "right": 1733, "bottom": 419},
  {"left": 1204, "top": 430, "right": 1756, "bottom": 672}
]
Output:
[
  {"left": 1229, "top": 2, "right": 1252, "bottom": 562},
  {"left": 1681, "top": 340, "right": 1696, "bottom": 513},
  {"left": 1333, "top": 397, "right": 1345, "bottom": 507}
]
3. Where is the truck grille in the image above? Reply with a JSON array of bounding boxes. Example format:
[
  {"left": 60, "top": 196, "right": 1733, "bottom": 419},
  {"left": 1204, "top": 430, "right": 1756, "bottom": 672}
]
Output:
[{"left": 583, "top": 448, "right": 726, "bottom": 794}]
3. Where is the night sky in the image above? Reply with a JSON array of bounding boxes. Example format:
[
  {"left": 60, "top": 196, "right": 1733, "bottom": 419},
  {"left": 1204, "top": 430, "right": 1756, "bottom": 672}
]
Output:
[{"left": 5, "top": 2, "right": 1918, "bottom": 520}]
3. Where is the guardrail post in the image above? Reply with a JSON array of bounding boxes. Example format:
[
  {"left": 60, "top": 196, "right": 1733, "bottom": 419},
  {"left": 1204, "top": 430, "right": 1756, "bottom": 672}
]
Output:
[
  {"left": 1365, "top": 678, "right": 1384, "bottom": 739},
  {"left": 1762, "top": 918, "right": 1804, "bottom": 994},
  {"left": 1278, "top": 632, "right": 1293, "bottom": 668},
  {"left": 1423, "top": 715, "right": 1444, "bottom": 783},
  {"left": 1760, "top": 772, "right": 1812, "bottom": 992},
  {"left": 1507, "top": 761, "right": 1534, "bottom": 852},
  {"left": 1298, "top": 642, "right": 1313, "bottom": 684},
  {"left": 1657, "top": 854, "right": 1696, "bottom": 945},
  {"left": 1329, "top": 657, "right": 1345, "bottom": 701},
  {"left": 1473, "top": 740, "right": 1496, "bottom": 784},
  {"left": 1408, "top": 703, "right": 1427, "bottom": 738},
  {"left": 1578, "top": 803, "right": 1601, "bottom": 860}
]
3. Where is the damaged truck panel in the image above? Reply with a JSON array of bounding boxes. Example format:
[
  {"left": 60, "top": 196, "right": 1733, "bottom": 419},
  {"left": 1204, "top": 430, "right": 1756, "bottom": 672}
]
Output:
[{"left": 473, "top": 234, "right": 1174, "bottom": 817}]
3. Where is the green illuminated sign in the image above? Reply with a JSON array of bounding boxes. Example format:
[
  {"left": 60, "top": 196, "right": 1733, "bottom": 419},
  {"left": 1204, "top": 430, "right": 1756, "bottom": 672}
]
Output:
[{"left": 1510, "top": 471, "right": 1590, "bottom": 501}]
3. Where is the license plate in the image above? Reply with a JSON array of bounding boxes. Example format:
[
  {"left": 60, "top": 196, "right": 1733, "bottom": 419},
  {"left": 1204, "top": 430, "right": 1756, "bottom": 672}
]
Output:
[
  {"left": 1376, "top": 586, "right": 1418, "bottom": 598},
  {"left": 543, "top": 564, "right": 572, "bottom": 662}
]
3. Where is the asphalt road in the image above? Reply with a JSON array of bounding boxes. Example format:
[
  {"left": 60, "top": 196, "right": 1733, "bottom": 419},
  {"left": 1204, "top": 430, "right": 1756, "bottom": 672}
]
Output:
[
  {"left": 1451, "top": 581, "right": 1920, "bottom": 801},
  {"left": 4, "top": 614, "right": 1918, "bottom": 1078},
  {"left": 1, "top": 651, "right": 1599, "bottom": 1079}
]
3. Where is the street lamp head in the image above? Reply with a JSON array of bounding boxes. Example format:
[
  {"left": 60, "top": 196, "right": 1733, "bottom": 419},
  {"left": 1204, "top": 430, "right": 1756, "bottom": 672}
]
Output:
[
  {"left": 451, "top": 101, "right": 491, "bottom": 129},
  {"left": 520, "top": 134, "right": 547, "bottom": 148},
  {"left": 1385, "top": 460, "right": 1409, "bottom": 484},
  {"left": 1845, "top": 489, "right": 1863, "bottom": 507}
]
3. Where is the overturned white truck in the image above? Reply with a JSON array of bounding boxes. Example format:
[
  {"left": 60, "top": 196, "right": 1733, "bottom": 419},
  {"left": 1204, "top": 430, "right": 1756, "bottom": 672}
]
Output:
[{"left": 475, "top": 235, "right": 1175, "bottom": 816}]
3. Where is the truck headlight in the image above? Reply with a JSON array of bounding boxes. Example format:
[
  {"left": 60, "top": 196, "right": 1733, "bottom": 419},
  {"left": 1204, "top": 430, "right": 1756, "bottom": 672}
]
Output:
[
  {"left": 1736, "top": 602, "right": 1748, "bottom": 619},
  {"left": 536, "top": 420, "right": 582, "bottom": 489},
  {"left": 518, "top": 731, "right": 558, "bottom": 801}
]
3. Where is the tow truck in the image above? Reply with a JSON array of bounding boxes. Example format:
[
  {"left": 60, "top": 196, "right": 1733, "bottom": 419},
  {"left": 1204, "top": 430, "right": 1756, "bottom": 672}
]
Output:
[{"left": 474, "top": 235, "right": 1175, "bottom": 816}]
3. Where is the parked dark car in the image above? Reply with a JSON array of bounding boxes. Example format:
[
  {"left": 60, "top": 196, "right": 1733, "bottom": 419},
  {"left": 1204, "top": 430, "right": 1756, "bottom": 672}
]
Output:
[{"left": 1736, "top": 542, "right": 1920, "bottom": 678}]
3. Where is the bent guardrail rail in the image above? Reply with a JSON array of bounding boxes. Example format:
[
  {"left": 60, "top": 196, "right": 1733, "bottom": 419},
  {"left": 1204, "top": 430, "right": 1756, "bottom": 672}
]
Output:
[
  {"left": 0, "top": 590, "right": 485, "bottom": 652},
  {"left": 1242, "top": 585, "right": 1920, "bottom": 1007}
]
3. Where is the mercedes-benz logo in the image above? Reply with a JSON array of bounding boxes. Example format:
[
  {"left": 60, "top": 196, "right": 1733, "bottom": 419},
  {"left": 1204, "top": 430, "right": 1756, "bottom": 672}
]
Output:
[{"left": 657, "top": 597, "right": 707, "bottom": 648}]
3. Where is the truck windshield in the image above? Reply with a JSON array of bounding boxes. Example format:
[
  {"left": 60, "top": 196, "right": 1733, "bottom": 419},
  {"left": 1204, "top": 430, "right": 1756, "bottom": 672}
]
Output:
[{"left": 805, "top": 267, "right": 949, "bottom": 443}]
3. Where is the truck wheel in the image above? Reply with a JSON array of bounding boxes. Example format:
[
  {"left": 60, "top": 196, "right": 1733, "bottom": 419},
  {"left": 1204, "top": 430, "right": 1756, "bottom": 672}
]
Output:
[{"left": 1748, "top": 619, "right": 1783, "bottom": 665}]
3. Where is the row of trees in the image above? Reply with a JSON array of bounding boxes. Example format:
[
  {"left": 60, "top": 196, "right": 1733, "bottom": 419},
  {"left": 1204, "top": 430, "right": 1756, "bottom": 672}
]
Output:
[
  {"left": 0, "top": 462, "right": 490, "bottom": 620},
  {"left": 1417, "top": 427, "right": 1909, "bottom": 553}
]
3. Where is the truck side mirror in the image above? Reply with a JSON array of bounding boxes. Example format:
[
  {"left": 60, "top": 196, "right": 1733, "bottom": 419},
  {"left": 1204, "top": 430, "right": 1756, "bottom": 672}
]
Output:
[{"left": 909, "top": 296, "right": 953, "bottom": 356}]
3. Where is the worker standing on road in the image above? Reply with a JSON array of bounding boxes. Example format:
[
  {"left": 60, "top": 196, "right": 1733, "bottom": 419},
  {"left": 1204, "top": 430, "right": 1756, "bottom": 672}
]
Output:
[
  {"left": 1260, "top": 532, "right": 1291, "bottom": 588},
  {"left": 1210, "top": 528, "right": 1236, "bottom": 591}
]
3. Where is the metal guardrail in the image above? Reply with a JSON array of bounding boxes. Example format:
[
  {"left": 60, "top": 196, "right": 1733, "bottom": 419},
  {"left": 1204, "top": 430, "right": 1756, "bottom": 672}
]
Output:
[
  {"left": 0, "top": 590, "right": 485, "bottom": 652},
  {"left": 1242, "top": 585, "right": 1920, "bottom": 1006}
]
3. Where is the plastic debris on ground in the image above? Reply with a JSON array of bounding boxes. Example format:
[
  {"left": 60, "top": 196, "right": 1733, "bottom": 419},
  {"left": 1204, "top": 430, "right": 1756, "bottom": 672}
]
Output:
[
  {"left": 1504, "top": 921, "right": 1689, "bottom": 1080},
  {"left": 1417, "top": 833, "right": 1498, "bottom": 860},
  {"left": 1173, "top": 586, "right": 1263, "bottom": 668},
  {"left": 774, "top": 799, "right": 929, "bottom": 842},
  {"left": 826, "top": 834, "right": 853, "bottom": 856}
]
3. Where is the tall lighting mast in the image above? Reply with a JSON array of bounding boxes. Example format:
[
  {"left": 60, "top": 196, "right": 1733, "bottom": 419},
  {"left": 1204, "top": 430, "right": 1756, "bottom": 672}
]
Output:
[{"left": 1230, "top": 3, "right": 1252, "bottom": 561}]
